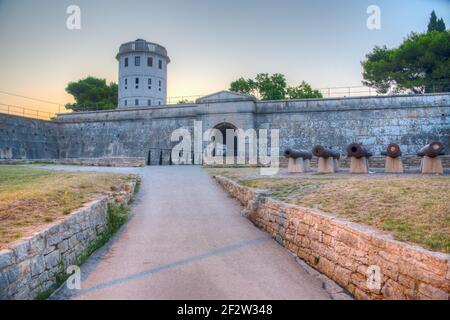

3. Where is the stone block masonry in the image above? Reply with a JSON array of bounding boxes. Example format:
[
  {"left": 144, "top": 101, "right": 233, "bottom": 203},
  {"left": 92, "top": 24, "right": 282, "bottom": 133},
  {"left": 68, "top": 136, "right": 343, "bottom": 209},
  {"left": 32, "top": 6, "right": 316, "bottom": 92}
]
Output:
[
  {"left": 214, "top": 176, "right": 449, "bottom": 300},
  {"left": 0, "top": 179, "right": 139, "bottom": 300},
  {"left": 55, "top": 93, "right": 450, "bottom": 159},
  {"left": 0, "top": 157, "right": 146, "bottom": 167},
  {"left": 0, "top": 114, "right": 59, "bottom": 159},
  {"left": 1, "top": 93, "right": 449, "bottom": 165}
]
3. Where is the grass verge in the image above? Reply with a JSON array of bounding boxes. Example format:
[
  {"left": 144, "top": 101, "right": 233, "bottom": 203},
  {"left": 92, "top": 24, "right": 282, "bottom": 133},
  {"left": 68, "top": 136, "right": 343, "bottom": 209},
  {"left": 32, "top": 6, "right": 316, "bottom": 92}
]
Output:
[
  {"left": 238, "top": 175, "right": 450, "bottom": 253},
  {"left": 0, "top": 165, "right": 136, "bottom": 248}
]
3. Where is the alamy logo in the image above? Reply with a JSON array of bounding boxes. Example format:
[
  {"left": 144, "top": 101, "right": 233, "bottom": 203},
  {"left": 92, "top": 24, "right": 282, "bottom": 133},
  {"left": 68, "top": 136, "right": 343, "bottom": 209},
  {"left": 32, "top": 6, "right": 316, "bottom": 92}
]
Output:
[
  {"left": 66, "top": 5, "right": 81, "bottom": 30},
  {"left": 367, "top": 5, "right": 381, "bottom": 30},
  {"left": 366, "top": 265, "right": 382, "bottom": 290},
  {"left": 66, "top": 265, "right": 81, "bottom": 290},
  {"left": 170, "top": 121, "right": 280, "bottom": 175}
]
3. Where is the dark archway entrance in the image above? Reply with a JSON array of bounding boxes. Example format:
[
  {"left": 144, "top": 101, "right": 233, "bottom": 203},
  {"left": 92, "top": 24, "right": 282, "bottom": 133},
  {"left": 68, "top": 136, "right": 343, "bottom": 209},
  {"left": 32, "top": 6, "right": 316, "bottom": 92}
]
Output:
[{"left": 213, "top": 122, "right": 238, "bottom": 157}]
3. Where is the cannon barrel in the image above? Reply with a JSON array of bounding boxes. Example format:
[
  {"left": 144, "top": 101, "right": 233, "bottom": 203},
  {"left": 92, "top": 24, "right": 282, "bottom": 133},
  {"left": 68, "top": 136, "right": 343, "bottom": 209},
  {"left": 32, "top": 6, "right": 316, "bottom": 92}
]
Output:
[
  {"left": 312, "top": 145, "right": 340, "bottom": 159},
  {"left": 417, "top": 141, "right": 445, "bottom": 158},
  {"left": 381, "top": 143, "right": 402, "bottom": 158},
  {"left": 346, "top": 143, "right": 373, "bottom": 159},
  {"left": 283, "top": 148, "right": 312, "bottom": 160}
]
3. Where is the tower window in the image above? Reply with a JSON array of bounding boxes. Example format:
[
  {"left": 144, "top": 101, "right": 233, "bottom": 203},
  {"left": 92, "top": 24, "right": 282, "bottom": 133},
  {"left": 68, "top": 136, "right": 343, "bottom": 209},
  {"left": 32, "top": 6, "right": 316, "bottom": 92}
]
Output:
[
  {"left": 124, "top": 57, "right": 129, "bottom": 67},
  {"left": 147, "top": 100, "right": 151, "bottom": 106},
  {"left": 125, "top": 78, "right": 128, "bottom": 90},
  {"left": 159, "top": 80, "right": 162, "bottom": 92},
  {"left": 135, "top": 56, "right": 140, "bottom": 66},
  {"left": 124, "top": 100, "right": 127, "bottom": 106},
  {"left": 148, "top": 78, "right": 152, "bottom": 90},
  {"left": 147, "top": 57, "right": 153, "bottom": 67},
  {"left": 135, "top": 77, "right": 139, "bottom": 89},
  {"left": 158, "top": 60, "right": 162, "bottom": 69},
  {"left": 135, "top": 99, "right": 139, "bottom": 106},
  {"left": 158, "top": 101, "right": 161, "bottom": 105}
]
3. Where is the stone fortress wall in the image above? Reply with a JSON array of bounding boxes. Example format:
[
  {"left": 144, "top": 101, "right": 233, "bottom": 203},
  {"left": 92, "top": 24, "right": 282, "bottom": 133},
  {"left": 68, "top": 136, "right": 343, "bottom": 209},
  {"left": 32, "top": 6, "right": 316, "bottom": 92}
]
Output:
[
  {"left": 0, "top": 114, "right": 59, "bottom": 160},
  {"left": 0, "top": 92, "right": 449, "bottom": 163}
]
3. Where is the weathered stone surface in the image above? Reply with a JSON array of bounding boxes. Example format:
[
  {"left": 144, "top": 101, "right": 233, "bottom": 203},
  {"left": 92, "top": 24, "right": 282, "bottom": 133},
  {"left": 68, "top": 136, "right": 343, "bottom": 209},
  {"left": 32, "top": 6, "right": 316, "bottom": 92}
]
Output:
[
  {"left": 418, "top": 282, "right": 449, "bottom": 300},
  {"left": 333, "top": 265, "right": 352, "bottom": 287},
  {"left": 381, "top": 279, "right": 405, "bottom": 300},
  {"left": 0, "top": 249, "right": 15, "bottom": 269},
  {"left": 3, "top": 265, "right": 19, "bottom": 284},
  {"left": 17, "top": 259, "right": 31, "bottom": 277},
  {"left": 0, "top": 272, "right": 9, "bottom": 291},
  {"left": 29, "top": 236, "right": 45, "bottom": 255},
  {"left": 46, "top": 233, "right": 62, "bottom": 247},
  {"left": 57, "top": 240, "right": 69, "bottom": 253},
  {"left": 44, "top": 250, "right": 60, "bottom": 270},
  {"left": 14, "top": 241, "right": 31, "bottom": 262},
  {"left": 30, "top": 256, "right": 46, "bottom": 276}
]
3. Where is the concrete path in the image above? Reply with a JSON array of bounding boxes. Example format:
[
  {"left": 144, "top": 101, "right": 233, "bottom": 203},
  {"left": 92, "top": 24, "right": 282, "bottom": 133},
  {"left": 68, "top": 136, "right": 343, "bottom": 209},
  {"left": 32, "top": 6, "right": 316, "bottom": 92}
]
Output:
[{"left": 46, "top": 165, "right": 330, "bottom": 300}]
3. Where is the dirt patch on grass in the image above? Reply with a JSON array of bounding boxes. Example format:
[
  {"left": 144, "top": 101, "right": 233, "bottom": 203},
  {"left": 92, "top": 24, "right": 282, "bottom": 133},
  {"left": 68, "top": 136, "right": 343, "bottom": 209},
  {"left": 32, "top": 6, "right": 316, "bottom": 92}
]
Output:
[
  {"left": 0, "top": 166, "right": 136, "bottom": 249},
  {"left": 238, "top": 175, "right": 450, "bottom": 253}
]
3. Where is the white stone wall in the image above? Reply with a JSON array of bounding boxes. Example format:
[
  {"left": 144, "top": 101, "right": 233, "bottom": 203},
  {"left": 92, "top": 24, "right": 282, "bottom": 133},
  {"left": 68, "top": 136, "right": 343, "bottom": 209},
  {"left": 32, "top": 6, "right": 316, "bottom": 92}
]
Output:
[{"left": 118, "top": 51, "right": 168, "bottom": 107}]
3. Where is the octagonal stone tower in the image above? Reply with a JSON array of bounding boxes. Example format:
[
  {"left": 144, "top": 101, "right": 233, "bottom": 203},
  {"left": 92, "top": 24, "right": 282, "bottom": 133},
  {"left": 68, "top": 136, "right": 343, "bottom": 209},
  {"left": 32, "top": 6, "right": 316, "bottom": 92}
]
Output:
[{"left": 116, "top": 39, "right": 170, "bottom": 108}]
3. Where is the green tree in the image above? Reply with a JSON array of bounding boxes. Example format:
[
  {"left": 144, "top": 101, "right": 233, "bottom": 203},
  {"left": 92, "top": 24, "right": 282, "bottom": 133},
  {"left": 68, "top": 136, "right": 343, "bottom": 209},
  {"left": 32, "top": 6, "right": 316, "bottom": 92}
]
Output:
[
  {"left": 428, "top": 10, "right": 446, "bottom": 32},
  {"left": 230, "top": 73, "right": 322, "bottom": 100},
  {"left": 286, "top": 81, "right": 323, "bottom": 99},
  {"left": 362, "top": 30, "right": 450, "bottom": 93},
  {"left": 65, "top": 76, "right": 118, "bottom": 111},
  {"left": 229, "top": 77, "right": 256, "bottom": 95},
  {"left": 255, "top": 73, "right": 287, "bottom": 100}
]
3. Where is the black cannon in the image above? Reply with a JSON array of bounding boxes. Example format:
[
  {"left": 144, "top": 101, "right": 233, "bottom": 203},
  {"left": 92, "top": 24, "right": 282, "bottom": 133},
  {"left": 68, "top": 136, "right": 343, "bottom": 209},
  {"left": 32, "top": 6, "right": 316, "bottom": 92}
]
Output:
[
  {"left": 312, "top": 145, "right": 340, "bottom": 160},
  {"left": 381, "top": 143, "right": 402, "bottom": 158},
  {"left": 283, "top": 148, "right": 312, "bottom": 160},
  {"left": 417, "top": 141, "right": 445, "bottom": 158},
  {"left": 346, "top": 143, "right": 373, "bottom": 159}
]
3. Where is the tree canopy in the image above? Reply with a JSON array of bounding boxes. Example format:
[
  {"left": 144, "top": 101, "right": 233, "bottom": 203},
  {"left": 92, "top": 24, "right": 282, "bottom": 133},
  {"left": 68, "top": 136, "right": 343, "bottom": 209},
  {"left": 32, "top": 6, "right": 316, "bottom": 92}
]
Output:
[
  {"left": 229, "top": 73, "right": 322, "bottom": 100},
  {"left": 362, "top": 12, "right": 449, "bottom": 94},
  {"left": 286, "top": 81, "right": 323, "bottom": 99},
  {"left": 65, "top": 76, "right": 118, "bottom": 111},
  {"left": 428, "top": 10, "right": 446, "bottom": 32}
]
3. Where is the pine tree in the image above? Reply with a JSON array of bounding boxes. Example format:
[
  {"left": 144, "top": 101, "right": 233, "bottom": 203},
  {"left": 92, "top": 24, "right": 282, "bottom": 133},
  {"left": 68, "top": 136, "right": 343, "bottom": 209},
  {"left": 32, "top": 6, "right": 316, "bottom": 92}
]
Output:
[
  {"left": 428, "top": 10, "right": 446, "bottom": 32},
  {"left": 436, "top": 18, "right": 446, "bottom": 32}
]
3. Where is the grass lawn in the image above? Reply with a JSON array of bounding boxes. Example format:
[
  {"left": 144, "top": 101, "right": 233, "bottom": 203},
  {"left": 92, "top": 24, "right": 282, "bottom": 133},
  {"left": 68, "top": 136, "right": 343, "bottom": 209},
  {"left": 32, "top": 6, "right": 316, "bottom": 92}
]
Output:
[
  {"left": 207, "top": 168, "right": 450, "bottom": 253},
  {"left": 0, "top": 165, "right": 136, "bottom": 249}
]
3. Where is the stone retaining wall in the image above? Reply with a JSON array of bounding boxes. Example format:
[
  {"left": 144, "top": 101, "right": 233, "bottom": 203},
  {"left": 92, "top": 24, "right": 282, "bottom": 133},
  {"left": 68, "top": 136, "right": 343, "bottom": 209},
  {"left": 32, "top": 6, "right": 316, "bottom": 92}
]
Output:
[
  {"left": 0, "top": 179, "right": 138, "bottom": 300},
  {"left": 215, "top": 176, "right": 449, "bottom": 300},
  {"left": 0, "top": 157, "right": 145, "bottom": 167}
]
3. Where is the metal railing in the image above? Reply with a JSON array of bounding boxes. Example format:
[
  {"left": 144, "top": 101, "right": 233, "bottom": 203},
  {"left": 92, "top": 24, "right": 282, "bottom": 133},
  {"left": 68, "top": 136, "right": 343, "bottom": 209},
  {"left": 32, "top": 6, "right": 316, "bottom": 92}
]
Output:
[
  {"left": 167, "top": 95, "right": 203, "bottom": 104},
  {"left": 1, "top": 83, "right": 449, "bottom": 121},
  {"left": 0, "top": 103, "right": 56, "bottom": 121},
  {"left": 315, "top": 83, "right": 450, "bottom": 98},
  {"left": 166, "top": 83, "right": 450, "bottom": 102}
]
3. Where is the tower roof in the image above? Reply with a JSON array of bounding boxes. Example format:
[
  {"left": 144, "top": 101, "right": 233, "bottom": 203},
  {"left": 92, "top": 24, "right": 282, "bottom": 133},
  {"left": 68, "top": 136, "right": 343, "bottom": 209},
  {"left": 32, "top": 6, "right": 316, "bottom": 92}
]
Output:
[{"left": 116, "top": 39, "right": 170, "bottom": 63}]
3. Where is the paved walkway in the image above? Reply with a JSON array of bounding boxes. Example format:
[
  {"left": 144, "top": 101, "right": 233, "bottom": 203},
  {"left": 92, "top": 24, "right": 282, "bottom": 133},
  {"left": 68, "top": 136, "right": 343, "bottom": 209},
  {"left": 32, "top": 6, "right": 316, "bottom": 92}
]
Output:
[{"left": 47, "top": 165, "right": 329, "bottom": 300}]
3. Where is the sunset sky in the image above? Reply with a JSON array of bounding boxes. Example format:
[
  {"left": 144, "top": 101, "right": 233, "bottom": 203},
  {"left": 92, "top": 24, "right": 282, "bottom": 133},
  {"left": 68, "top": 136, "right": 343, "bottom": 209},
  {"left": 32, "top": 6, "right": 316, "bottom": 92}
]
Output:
[{"left": 0, "top": 0, "right": 448, "bottom": 114}]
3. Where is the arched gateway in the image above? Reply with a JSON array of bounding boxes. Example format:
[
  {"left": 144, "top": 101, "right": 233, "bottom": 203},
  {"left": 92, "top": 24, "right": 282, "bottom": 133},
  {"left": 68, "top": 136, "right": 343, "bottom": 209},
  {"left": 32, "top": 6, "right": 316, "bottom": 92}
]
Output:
[{"left": 213, "top": 122, "right": 238, "bottom": 157}]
